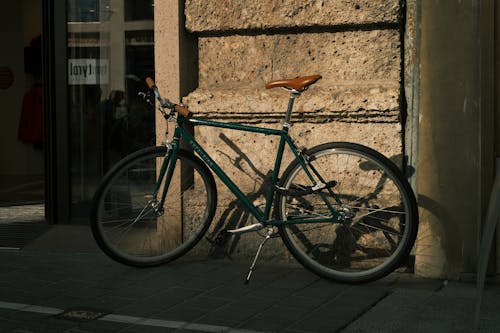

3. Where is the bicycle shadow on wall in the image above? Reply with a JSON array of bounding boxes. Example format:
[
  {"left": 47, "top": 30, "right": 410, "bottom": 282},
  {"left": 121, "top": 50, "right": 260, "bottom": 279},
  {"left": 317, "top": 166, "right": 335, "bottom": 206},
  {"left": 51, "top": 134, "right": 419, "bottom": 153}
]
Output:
[
  {"left": 413, "top": 194, "right": 457, "bottom": 277},
  {"left": 205, "top": 132, "right": 418, "bottom": 270},
  {"left": 205, "top": 133, "right": 273, "bottom": 259},
  {"left": 283, "top": 157, "right": 412, "bottom": 271}
]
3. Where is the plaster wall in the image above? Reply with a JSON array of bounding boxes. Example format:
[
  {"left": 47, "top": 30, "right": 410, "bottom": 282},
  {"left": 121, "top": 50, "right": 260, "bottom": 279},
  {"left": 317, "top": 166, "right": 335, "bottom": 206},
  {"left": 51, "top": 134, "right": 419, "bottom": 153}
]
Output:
[{"left": 416, "top": 0, "right": 482, "bottom": 278}]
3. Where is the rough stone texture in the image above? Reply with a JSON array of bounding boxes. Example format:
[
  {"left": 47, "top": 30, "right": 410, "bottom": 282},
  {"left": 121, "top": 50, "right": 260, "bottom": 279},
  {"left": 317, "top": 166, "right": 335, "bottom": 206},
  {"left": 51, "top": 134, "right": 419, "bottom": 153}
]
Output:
[
  {"left": 185, "top": 0, "right": 401, "bottom": 32},
  {"left": 179, "top": 0, "right": 404, "bottom": 261},
  {"left": 186, "top": 29, "right": 401, "bottom": 124},
  {"left": 197, "top": 31, "right": 401, "bottom": 89},
  {"left": 195, "top": 122, "right": 402, "bottom": 194},
  {"left": 184, "top": 86, "right": 400, "bottom": 123},
  {"left": 187, "top": 121, "right": 402, "bottom": 260}
]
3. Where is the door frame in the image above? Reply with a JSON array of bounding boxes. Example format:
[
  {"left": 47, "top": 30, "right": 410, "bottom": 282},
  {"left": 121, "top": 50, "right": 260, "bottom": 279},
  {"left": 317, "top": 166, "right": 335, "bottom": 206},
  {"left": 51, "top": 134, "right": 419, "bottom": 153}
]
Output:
[{"left": 42, "top": 0, "right": 70, "bottom": 224}]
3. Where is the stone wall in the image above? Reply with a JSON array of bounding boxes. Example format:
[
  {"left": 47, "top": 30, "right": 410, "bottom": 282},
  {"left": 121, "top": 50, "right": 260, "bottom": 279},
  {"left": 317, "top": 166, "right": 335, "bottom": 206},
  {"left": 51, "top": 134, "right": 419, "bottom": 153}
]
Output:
[{"left": 180, "top": 0, "right": 405, "bottom": 261}]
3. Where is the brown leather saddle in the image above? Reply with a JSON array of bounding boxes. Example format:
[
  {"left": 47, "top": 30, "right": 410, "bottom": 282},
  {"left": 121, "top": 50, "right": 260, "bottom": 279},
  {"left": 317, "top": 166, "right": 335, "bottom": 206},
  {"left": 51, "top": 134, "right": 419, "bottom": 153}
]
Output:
[{"left": 265, "top": 75, "right": 322, "bottom": 92}]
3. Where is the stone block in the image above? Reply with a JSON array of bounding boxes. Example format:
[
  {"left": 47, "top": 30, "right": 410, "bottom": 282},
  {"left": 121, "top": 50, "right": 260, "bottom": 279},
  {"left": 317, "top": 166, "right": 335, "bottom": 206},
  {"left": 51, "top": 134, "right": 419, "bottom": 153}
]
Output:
[
  {"left": 179, "top": 0, "right": 406, "bottom": 265},
  {"left": 185, "top": 0, "right": 401, "bottom": 32},
  {"left": 183, "top": 85, "right": 400, "bottom": 123},
  {"left": 188, "top": 14, "right": 402, "bottom": 130},
  {"left": 187, "top": 121, "right": 402, "bottom": 261},
  {"left": 198, "top": 30, "right": 401, "bottom": 89}
]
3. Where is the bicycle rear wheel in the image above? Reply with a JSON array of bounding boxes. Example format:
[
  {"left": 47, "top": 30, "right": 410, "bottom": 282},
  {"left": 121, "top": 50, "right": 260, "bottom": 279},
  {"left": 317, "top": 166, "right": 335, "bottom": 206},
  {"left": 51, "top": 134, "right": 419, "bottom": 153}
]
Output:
[
  {"left": 90, "top": 146, "right": 217, "bottom": 267},
  {"left": 276, "top": 142, "right": 418, "bottom": 283}
]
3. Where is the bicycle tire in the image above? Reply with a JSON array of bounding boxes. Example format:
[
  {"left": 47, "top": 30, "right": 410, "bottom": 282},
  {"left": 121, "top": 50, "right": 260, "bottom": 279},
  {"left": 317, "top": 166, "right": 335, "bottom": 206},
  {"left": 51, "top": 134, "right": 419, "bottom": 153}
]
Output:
[
  {"left": 275, "top": 142, "right": 418, "bottom": 283},
  {"left": 90, "top": 146, "right": 217, "bottom": 267}
]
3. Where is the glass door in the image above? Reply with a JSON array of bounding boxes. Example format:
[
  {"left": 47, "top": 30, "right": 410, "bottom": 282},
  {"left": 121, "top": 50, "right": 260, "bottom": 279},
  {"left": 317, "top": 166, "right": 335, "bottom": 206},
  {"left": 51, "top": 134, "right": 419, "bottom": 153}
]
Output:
[{"left": 67, "top": 0, "right": 155, "bottom": 220}]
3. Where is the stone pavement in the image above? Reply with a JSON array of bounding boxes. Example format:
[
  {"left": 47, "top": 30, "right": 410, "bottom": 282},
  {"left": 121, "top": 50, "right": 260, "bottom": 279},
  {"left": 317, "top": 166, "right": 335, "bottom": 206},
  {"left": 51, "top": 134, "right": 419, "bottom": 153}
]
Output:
[{"left": 0, "top": 225, "right": 499, "bottom": 333}]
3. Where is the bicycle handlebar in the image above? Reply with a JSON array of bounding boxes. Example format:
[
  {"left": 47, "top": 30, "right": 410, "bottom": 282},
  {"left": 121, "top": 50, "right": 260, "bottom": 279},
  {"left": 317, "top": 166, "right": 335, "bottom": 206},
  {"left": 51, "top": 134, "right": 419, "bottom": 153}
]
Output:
[
  {"left": 145, "top": 77, "right": 190, "bottom": 117},
  {"left": 174, "top": 104, "right": 190, "bottom": 117}
]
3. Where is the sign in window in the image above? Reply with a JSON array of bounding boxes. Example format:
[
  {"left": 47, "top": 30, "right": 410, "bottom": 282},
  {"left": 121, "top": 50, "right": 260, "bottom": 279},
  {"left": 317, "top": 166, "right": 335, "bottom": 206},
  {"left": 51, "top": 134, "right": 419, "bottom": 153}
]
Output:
[{"left": 68, "top": 59, "right": 109, "bottom": 85}]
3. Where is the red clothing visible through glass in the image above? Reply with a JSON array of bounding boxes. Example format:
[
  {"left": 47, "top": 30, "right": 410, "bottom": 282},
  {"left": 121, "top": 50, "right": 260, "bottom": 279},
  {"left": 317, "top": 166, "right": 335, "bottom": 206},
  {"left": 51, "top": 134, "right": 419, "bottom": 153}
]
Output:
[{"left": 18, "top": 85, "right": 43, "bottom": 144}]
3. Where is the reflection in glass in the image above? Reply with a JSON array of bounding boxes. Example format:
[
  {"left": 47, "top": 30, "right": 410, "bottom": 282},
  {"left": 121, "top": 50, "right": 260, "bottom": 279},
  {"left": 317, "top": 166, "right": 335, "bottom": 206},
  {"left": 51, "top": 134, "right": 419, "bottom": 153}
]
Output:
[
  {"left": 68, "top": 0, "right": 100, "bottom": 22},
  {"left": 67, "top": 0, "right": 155, "bottom": 217},
  {"left": 125, "top": 0, "right": 154, "bottom": 21}
]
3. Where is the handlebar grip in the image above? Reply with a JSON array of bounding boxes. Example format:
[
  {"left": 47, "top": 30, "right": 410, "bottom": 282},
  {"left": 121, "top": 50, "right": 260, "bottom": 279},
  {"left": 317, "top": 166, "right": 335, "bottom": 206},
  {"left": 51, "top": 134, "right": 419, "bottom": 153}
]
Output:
[
  {"left": 145, "top": 77, "right": 156, "bottom": 89},
  {"left": 175, "top": 104, "right": 191, "bottom": 117},
  {"left": 145, "top": 77, "right": 190, "bottom": 116}
]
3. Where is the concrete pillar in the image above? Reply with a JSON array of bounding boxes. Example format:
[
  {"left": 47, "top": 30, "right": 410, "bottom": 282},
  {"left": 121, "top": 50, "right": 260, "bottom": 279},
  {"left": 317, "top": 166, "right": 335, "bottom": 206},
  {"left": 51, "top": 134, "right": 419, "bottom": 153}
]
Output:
[
  {"left": 416, "top": 0, "right": 482, "bottom": 278},
  {"left": 154, "top": 0, "right": 197, "bottom": 140},
  {"left": 154, "top": 0, "right": 198, "bottom": 245},
  {"left": 154, "top": 0, "right": 181, "bottom": 139}
]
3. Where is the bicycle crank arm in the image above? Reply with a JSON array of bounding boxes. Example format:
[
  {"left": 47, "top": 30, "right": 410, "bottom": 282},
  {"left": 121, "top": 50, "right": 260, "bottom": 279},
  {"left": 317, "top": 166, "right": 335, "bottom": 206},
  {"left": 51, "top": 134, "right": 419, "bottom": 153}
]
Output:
[{"left": 226, "top": 223, "right": 264, "bottom": 234}]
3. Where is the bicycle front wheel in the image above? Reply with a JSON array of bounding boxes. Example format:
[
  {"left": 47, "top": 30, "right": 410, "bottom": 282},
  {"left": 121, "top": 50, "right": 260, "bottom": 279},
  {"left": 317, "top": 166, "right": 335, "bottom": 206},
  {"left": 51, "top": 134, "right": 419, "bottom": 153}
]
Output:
[
  {"left": 276, "top": 142, "right": 418, "bottom": 283},
  {"left": 90, "top": 146, "right": 217, "bottom": 267}
]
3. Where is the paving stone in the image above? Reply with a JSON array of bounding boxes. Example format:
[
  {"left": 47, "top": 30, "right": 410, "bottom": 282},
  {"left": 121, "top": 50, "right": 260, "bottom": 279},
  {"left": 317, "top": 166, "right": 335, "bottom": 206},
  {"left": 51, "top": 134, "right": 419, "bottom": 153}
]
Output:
[
  {"left": 0, "top": 249, "right": 495, "bottom": 332},
  {"left": 159, "top": 304, "right": 210, "bottom": 322}
]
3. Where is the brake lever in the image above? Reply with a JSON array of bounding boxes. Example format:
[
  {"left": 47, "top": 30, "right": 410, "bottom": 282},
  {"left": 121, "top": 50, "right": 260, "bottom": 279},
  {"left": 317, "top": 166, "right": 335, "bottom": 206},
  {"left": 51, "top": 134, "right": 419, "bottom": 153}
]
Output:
[
  {"left": 144, "top": 77, "right": 190, "bottom": 117},
  {"left": 138, "top": 91, "right": 154, "bottom": 106},
  {"left": 160, "top": 98, "right": 175, "bottom": 109}
]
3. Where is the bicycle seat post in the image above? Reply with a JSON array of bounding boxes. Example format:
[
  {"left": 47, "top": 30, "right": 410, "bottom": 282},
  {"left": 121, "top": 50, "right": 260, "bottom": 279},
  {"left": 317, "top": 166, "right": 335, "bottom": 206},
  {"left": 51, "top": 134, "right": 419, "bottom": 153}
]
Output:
[{"left": 283, "top": 90, "right": 301, "bottom": 129}]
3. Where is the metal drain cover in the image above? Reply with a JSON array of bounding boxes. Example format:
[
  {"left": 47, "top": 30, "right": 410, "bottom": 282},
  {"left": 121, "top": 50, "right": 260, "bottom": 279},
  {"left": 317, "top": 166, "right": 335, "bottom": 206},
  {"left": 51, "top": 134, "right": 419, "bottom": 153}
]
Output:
[{"left": 56, "top": 307, "right": 109, "bottom": 322}]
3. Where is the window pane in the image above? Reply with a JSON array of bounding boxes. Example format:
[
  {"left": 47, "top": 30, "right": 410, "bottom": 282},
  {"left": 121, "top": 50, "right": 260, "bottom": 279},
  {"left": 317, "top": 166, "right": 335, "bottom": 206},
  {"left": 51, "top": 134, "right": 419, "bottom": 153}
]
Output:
[
  {"left": 125, "top": 0, "right": 154, "bottom": 21},
  {"left": 67, "top": 0, "right": 155, "bottom": 217},
  {"left": 68, "top": 0, "right": 100, "bottom": 22}
]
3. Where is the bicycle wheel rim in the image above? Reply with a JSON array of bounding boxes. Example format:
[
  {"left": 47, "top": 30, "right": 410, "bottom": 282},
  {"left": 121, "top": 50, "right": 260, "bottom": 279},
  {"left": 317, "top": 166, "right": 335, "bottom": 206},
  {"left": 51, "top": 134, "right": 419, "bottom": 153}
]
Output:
[
  {"left": 92, "top": 148, "right": 215, "bottom": 266},
  {"left": 278, "top": 144, "right": 417, "bottom": 282}
]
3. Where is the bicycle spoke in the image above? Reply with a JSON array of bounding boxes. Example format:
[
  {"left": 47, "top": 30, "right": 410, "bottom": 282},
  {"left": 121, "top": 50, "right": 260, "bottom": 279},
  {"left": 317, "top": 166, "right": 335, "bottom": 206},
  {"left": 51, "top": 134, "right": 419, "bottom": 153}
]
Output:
[
  {"left": 354, "top": 212, "right": 406, "bottom": 226},
  {"left": 110, "top": 205, "right": 157, "bottom": 241},
  {"left": 276, "top": 143, "right": 417, "bottom": 283},
  {"left": 351, "top": 206, "right": 405, "bottom": 224},
  {"left": 91, "top": 147, "right": 216, "bottom": 266},
  {"left": 343, "top": 183, "right": 385, "bottom": 207},
  {"left": 285, "top": 203, "right": 331, "bottom": 218},
  {"left": 350, "top": 222, "right": 402, "bottom": 237},
  {"left": 345, "top": 205, "right": 405, "bottom": 215},
  {"left": 288, "top": 223, "right": 335, "bottom": 235}
]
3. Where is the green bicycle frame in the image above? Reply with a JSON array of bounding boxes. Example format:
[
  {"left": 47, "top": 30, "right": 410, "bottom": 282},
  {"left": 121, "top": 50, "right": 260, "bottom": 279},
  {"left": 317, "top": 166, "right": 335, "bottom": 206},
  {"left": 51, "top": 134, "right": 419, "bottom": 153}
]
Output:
[{"left": 156, "top": 115, "right": 344, "bottom": 226}]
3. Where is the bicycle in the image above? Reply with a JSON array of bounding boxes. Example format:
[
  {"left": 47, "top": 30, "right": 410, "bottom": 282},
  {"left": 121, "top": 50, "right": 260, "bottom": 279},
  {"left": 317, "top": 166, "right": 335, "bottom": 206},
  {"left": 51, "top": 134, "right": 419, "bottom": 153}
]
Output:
[{"left": 90, "top": 75, "right": 419, "bottom": 284}]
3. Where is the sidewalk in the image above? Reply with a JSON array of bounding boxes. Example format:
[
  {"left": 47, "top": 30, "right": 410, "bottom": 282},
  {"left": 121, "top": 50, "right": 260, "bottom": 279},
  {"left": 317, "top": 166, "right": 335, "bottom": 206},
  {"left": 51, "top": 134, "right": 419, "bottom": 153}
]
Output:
[{"left": 0, "top": 225, "right": 498, "bottom": 333}]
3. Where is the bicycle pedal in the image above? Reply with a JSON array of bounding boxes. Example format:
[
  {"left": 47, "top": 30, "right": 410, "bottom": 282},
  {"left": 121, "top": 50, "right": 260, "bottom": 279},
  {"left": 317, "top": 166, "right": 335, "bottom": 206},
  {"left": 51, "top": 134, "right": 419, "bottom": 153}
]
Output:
[{"left": 226, "top": 223, "right": 264, "bottom": 235}]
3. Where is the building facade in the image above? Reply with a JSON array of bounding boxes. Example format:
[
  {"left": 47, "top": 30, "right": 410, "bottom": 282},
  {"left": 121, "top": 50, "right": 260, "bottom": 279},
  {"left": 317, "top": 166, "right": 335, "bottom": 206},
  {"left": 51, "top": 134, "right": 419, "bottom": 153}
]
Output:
[
  {"left": 0, "top": 0, "right": 498, "bottom": 279},
  {"left": 161, "top": 0, "right": 410, "bottom": 262}
]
